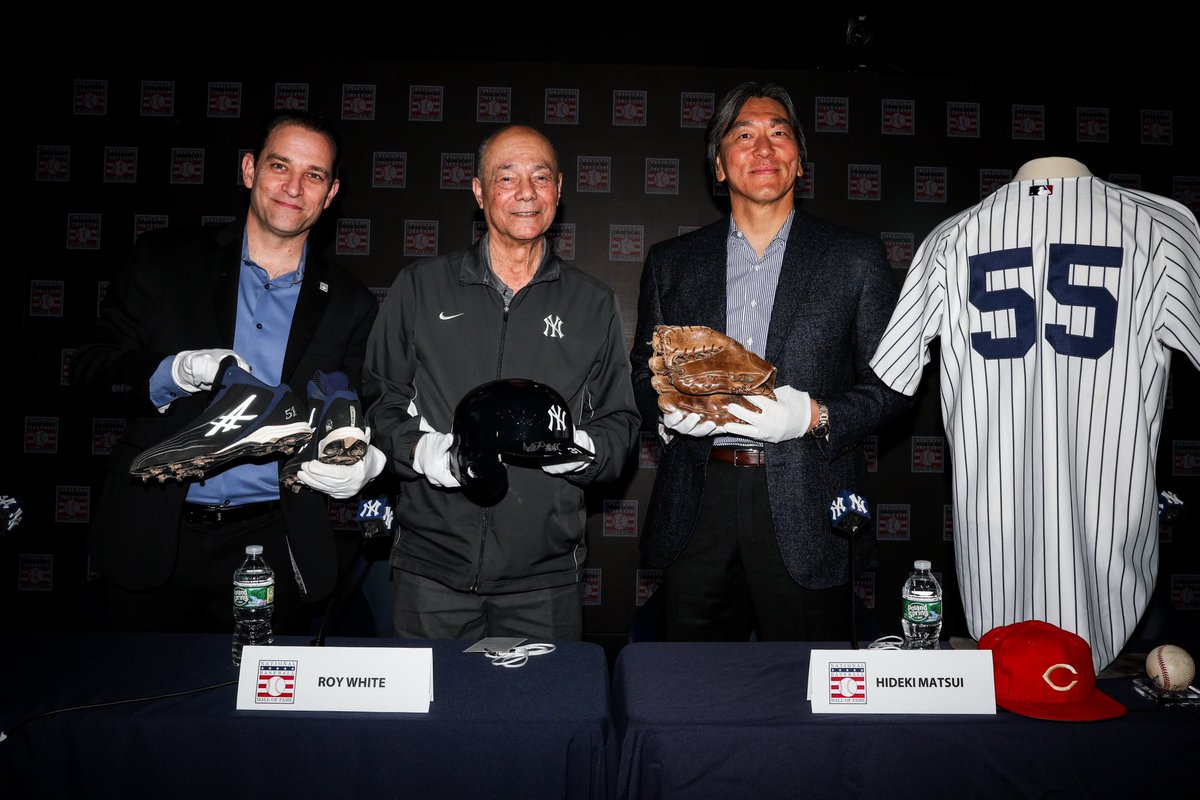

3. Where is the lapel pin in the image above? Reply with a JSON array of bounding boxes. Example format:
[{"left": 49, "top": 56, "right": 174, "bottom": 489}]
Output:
[{"left": 319, "top": 281, "right": 329, "bottom": 293}]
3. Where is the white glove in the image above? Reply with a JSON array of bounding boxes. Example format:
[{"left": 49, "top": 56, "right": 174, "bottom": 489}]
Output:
[
  {"left": 542, "top": 429, "right": 596, "bottom": 476},
  {"left": 723, "top": 385, "right": 813, "bottom": 443},
  {"left": 171, "top": 349, "right": 249, "bottom": 392},
  {"left": 662, "top": 408, "right": 724, "bottom": 439},
  {"left": 296, "top": 445, "right": 387, "bottom": 499},
  {"left": 412, "top": 431, "right": 461, "bottom": 488}
]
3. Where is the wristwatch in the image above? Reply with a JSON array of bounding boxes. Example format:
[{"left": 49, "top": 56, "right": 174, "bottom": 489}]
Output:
[{"left": 806, "top": 399, "right": 829, "bottom": 439}]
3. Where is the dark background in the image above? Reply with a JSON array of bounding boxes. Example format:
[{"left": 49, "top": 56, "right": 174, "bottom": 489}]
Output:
[{"left": 10, "top": 13, "right": 1198, "bottom": 658}]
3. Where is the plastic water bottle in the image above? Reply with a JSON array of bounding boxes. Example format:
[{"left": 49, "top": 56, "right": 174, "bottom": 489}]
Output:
[
  {"left": 901, "top": 560, "right": 942, "bottom": 650},
  {"left": 232, "top": 545, "right": 274, "bottom": 666}
]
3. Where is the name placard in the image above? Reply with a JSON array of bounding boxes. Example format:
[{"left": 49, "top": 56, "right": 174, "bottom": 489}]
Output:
[
  {"left": 236, "top": 645, "right": 433, "bottom": 713},
  {"left": 807, "top": 649, "right": 995, "bottom": 714}
]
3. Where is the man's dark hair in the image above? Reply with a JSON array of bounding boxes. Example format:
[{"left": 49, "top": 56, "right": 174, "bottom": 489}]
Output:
[
  {"left": 705, "top": 82, "right": 807, "bottom": 173},
  {"left": 254, "top": 110, "right": 342, "bottom": 177}
]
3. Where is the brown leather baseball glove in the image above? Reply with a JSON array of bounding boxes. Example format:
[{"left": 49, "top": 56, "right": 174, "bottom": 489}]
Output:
[{"left": 650, "top": 325, "right": 777, "bottom": 425}]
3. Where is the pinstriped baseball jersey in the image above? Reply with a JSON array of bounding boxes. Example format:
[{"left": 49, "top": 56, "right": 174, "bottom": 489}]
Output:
[{"left": 870, "top": 175, "right": 1200, "bottom": 671}]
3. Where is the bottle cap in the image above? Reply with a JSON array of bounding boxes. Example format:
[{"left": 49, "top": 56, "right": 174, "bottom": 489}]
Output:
[
  {"left": 246, "top": 545, "right": 263, "bottom": 555},
  {"left": 913, "top": 559, "right": 931, "bottom": 570}
]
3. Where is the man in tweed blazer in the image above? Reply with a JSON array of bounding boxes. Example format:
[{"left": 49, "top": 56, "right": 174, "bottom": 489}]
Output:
[{"left": 631, "top": 82, "right": 909, "bottom": 641}]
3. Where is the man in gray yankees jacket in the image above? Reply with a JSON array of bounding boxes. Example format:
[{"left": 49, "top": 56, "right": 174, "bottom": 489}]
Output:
[{"left": 631, "top": 82, "right": 909, "bottom": 641}]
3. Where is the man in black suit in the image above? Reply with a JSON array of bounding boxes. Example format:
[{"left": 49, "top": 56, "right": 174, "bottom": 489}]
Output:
[
  {"left": 631, "top": 82, "right": 908, "bottom": 641},
  {"left": 73, "top": 112, "right": 380, "bottom": 633}
]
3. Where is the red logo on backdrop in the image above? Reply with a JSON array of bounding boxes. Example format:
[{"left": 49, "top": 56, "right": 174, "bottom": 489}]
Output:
[
  {"left": 372, "top": 152, "right": 408, "bottom": 189},
  {"left": 680, "top": 92, "right": 714, "bottom": 128},
  {"left": 207, "top": 82, "right": 241, "bottom": 118},
  {"left": 943, "top": 505, "right": 955, "bottom": 541},
  {"left": 638, "top": 431, "right": 662, "bottom": 468},
  {"left": 30, "top": 281, "right": 64, "bottom": 317},
  {"left": 1173, "top": 441, "right": 1200, "bottom": 476},
  {"left": 140, "top": 80, "right": 174, "bottom": 117},
  {"left": 404, "top": 221, "right": 439, "bottom": 258},
  {"left": 796, "top": 162, "right": 815, "bottom": 199},
  {"left": 409, "top": 85, "right": 443, "bottom": 122},
  {"left": 848, "top": 164, "right": 881, "bottom": 201},
  {"left": 1109, "top": 173, "right": 1141, "bottom": 191},
  {"left": 547, "top": 223, "right": 575, "bottom": 260},
  {"left": 18, "top": 555, "right": 53, "bottom": 592},
  {"left": 202, "top": 215, "right": 235, "bottom": 227},
  {"left": 24, "top": 417, "right": 58, "bottom": 454},
  {"left": 92, "top": 418, "right": 126, "bottom": 455},
  {"left": 645, "top": 158, "right": 679, "bottom": 195},
  {"left": 440, "top": 154, "right": 474, "bottom": 190},
  {"left": 67, "top": 214, "right": 102, "bottom": 250},
  {"left": 342, "top": 84, "right": 376, "bottom": 120},
  {"left": 609, "top": 225, "right": 644, "bottom": 262},
  {"left": 979, "top": 169, "right": 1012, "bottom": 198},
  {"left": 911, "top": 436, "right": 945, "bottom": 472},
  {"left": 1174, "top": 176, "right": 1199, "bottom": 211},
  {"left": 97, "top": 281, "right": 109, "bottom": 316},
  {"left": 603, "top": 500, "right": 638, "bottom": 537},
  {"left": 1140, "top": 110, "right": 1173, "bottom": 145},
  {"left": 472, "top": 221, "right": 488, "bottom": 245},
  {"left": 914, "top": 167, "right": 947, "bottom": 204},
  {"left": 56, "top": 486, "right": 90, "bottom": 524},
  {"left": 613, "top": 90, "right": 647, "bottom": 126},
  {"left": 274, "top": 83, "right": 309, "bottom": 111},
  {"left": 61, "top": 349, "right": 75, "bottom": 385},
  {"left": 370, "top": 287, "right": 389, "bottom": 305},
  {"left": 582, "top": 568, "right": 602, "bottom": 606},
  {"left": 336, "top": 219, "right": 371, "bottom": 256},
  {"left": 171, "top": 148, "right": 205, "bottom": 184},
  {"left": 104, "top": 146, "right": 137, "bottom": 183},
  {"left": 815, "top": 96, "right": 850, "bottom": 133},
  {"left": 881, "top": 99, "right": 915, "bottom": 135},
  {"left": 1172, "top": 574, "right": 1199, "bottom": 610},
  {"left": 329, "top": 499, "right": 358, "bottom": 531},
  {"left": 74, "top": 79, "right": 107, "bottom": 115},
  {"left": 1076, "top": 107, "right": 1109, "bottom": 143},
  {"left": 36, "top": 145, "right": 70, "bottom": 181},
  {"left": 134, "top": 214, "right": 169, "bottom": 240},
  {"left": 876, "top": 504, "right": 911, "bottom": 541},
  {"left": 880, "top": 233, "right": 913, "bottom": 271},
  {"left": 636, "top": 569, "right": 663, "bottom": 606},
  {"left": 544, "top": 88, "right": 579, "bottom": 125},
  {"left": 476, "top": 87, "right": 511, "bottom": 123},
  {"left": 855, "top": 572, "right": 876, "bottom": 608},
  {"left": 863, "top": 434, "right": 879, "bottom": 472},
  {"left": 947, "top": 102, "right": 980, "bottom": 138},
  {"left": 1012, "top": 104, "right": 1045, "bottom": 141},
  {"left": 577, "top": 156, "right": 611, "bottom": 193}
]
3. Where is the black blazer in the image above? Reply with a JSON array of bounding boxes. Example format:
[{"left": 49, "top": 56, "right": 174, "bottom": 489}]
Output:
[
  {"left": 630, "top": 212, "right": 910, "bottom": 588},
  {"left": 73, "top": 221, "right": 378, "bottom": 599}
]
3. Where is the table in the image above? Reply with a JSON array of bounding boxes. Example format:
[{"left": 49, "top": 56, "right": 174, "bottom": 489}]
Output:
[
  {"left": 612, "top": 642, "right": 1195, "bottom": 799},
  {"left": 1, "top": 633, "right": 610, "bottom": 799}
]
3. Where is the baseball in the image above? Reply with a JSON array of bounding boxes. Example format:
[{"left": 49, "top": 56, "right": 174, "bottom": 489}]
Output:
[{"left": 1146, "top": 645, "right": 1195, "bottom": 692}]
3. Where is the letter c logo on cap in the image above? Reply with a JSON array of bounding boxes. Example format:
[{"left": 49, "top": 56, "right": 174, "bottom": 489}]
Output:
[{"left": 1041, "top": 663, "right": 1079, "bottom": 692}]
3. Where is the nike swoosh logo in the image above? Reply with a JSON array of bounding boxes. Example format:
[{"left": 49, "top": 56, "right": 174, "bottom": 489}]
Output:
[{"left": 439, "top": 312, "right": 465, "bottom": 320}]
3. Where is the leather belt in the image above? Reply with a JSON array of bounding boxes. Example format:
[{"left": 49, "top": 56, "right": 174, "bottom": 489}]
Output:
[
  {"left": 709, "top": 446, "right": 766, "bottom": 467},
  {"left": 181, "top": 500, "right": 280, "bottom": 526}
]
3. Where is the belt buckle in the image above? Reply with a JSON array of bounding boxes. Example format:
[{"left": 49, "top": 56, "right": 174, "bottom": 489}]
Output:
[{"left": 732, "top": 448, "right": 763, "bottom": 467}]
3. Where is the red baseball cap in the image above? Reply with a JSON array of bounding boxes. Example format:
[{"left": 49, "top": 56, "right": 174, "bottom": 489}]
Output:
[{"left": 979, "top": 620, "right": 1126, "bottom": 721}]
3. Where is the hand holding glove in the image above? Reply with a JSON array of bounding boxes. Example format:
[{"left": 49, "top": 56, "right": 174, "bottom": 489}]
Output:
[
  {"left": 412, "top": 431, "right": 461, "bottom": 488},
  {"left": 296, "top": 445, "right": 387, "bottom": 499},
  {"left": 661, "top": 408, "right": 725, "bottom": 440},
  {"left": 542, "top": 430, "right": 596, "bottom": 476},
  {"left": 171, "top": 349, "right": 249, "bottom": 392},
  {"left": 722, "top": 385, "right": 813, "bottom": 444}
]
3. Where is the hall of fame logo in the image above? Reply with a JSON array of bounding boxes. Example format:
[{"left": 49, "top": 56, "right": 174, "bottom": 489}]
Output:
[
  {"left": 603, "top": 500, "right": 637, "bottom": 537},
  {"left": 477, "top": 86, "right": 511, "bottom": 123},
  {"left": 134, "top": 214, "right": 169, "bottom": 240},
  {"left": 645, "top": 158, "right": 679, "bottom": 195},
  {"left": 1171, "top": 574, "right": 1199, "bottom": 611},
  {"left": 911, "top": 436, "right": 945, "bottom": 472},
  {"left": 829, "top": 663, "right": 867, "bottom": 703},
  {"left": 74, "top": 79, "right": 107, "bottom": 115},
  {"left": 404, "top": 220, "right": 439, "bottom": 258},
  {"left": 370, "top": 287, "right": 389, "bottom": 305},
  {"left": 36, "top": 145, "right": 70, "bottom": 181},
  {"left": 30, "top": 280, "right": 64, "bottom": 317},
  {"left": 613, "top": 90, "right": 647, "bottom": 126},
  {"left": 855, "top": 572, "right": 876, "bottom": 609},
  {"left": 140, "top": 80, "right": 174, "bottom": 117},
  {"left": 1141, "top": 109, "right": 1172, "bottom": 145},
  {"left": 1174, "top": 176, "right": 1198, "bottom": 211},
  {"left": 577, "top": 156, "right": 611, "bottom": 193},
  {"left": 342, "top": 84, "right": 376, "bottom": 120},
  {"left": 876, "top": 504, "right": 911, "bottom": 541},
  {"left": 943, "top": 505, "right": 955, "bottom": 542},
  {"left": 815, "top": 96, "right": 849, "bottom": 133},
  {"left": 274, "top": 83, "right": 309, "bottom": 111},
  {"left": 202, "top": 216, "right": 236, "bottom": 227},
  {"left": 1012, "top": 105, "right": 1045, "bottom": 141},
  {"left": 796, "top": 162, "right": 815, "bottom": 199},
  {"left": 1173, "top": 441, "right": 1199, "bottom": 476},
  {"left": 60, "top": 349, "right": 75, "bottom": 385},
  {"left": 372, "top": 152, "right": 407, "bottom": 188},
  {"left": 336, "top": 219, "right": 370, "bottom": 256},
  {"left": 1109, "top": 173, "right": 1141, "bottom": 190},
  {"left": 440, "top": 153, "right": 474, "bottom": 190},
  {"left": 24, "top": 416, "right": 58, "bottom": 454},
  {"left": 104, "top": 147, "right": 137, "bottom": 183},
  {"left": 92, "top": 418, "right": 126, "bottom": 456},
  {"left": 636, "top": 569, "right": 663, "bottom": 606},
  {"left": 862, "top": 434, "right": 879, "bottom": 473},
  {"left": 848, "top": 164, "right": 881, "bottom": 201},
  {"left": 881, "top": 99, "right": 914, "bottom": 135},
  {"left": 545, "top": 88, "right": 579, "bottom": 125},
  {"left": 1076, "top": 107, "right": 1109, "bottom": 143},
  {"left": 256, "top": 660, "right": 297, "bottom": 704},
  {"left": 67, "top": 214, "right": 102, "bottom": 250},
  {"left": 328, "top": 499, "right": 359, "bottom": 531},
  {"left": 947, "top": 102, "right": 980, "bottom": 138},
  {"left": 410, "top": 85, "right": 443, "bottom": 122},
  {"left": 609, "top": 225, "right": 644, "bottom": 262},
  {"left": 472, "top": 221, "right": 488, "bottom": 245},
  {"left": 207, "top": 82, "right": 241, "bottom": 118},
  {"left": 18, "top": 554, "right": 53, "bottom": 592},
  {"left": 680, "top": 92, "right": 714, "bottom": 128},
  {"left": 547, "top": 223, "right": 575, "bottom": 260},
  {"left": 56, "top": 486, "right": 91, "bottom": 524},
  {"left": 914, "top": 167, "right": 947, "bottom": 204},
  {"left": 979, "top": 169, "right": 1012, "bottom": 199},
  {"left": 880, "top": 233, "right": 912, "bottom": 271},
  {"left": 170, "top": 148, "right": 205, "bottom": 184},
  {"left": 582, "top": 568, "right": 602, "bottom": 606},
  {"left": 638, "top": 431, "right": 662, "bottom": 468}
]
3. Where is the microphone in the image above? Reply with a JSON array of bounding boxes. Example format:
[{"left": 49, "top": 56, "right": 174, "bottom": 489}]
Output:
[
  {"left": 829, "top": 490, "right": 871, "bottom": 650},
  {"left": 1158, "top": 490, "right": 1186, "bottom": 525}
]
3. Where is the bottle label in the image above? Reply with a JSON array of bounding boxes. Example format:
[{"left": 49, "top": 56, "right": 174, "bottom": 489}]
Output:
[
  {"left": 233, "top": 584, "right": 275, "bottom": 609},
  {"left": 903, "top": 599, "right": 942, "bottom": 623}
]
